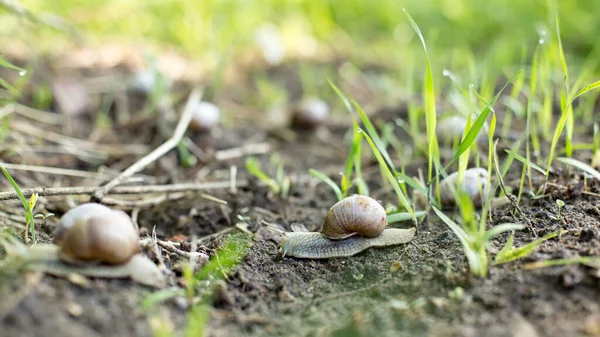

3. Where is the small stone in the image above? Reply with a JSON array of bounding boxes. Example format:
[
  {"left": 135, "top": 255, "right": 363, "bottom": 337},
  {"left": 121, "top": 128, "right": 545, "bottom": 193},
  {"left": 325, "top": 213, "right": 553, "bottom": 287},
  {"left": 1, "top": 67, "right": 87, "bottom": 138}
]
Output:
[
  {"left": 65, "top": 302, "right": 84, "bottom": 317},
  {"left": 278, "top": 288, "right": 295, "bottom": 302},
  {"left": 389, "top": 261, "right": 402, "bottom": 273},
  {"left": 66, "top": 273, "right": 90, "bottom": 288}
]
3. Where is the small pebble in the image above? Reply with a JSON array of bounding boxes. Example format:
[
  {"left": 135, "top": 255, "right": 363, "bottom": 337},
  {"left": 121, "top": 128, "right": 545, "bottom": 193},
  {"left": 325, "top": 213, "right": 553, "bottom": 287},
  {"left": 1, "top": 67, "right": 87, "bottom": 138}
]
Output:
[{"left": 65, "top": 302, "right": 84, "bottom": 317}]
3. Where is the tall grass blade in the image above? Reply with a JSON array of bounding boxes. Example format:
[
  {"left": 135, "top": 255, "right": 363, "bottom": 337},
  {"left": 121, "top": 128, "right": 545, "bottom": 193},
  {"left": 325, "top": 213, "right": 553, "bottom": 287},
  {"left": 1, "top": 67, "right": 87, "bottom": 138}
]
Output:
[
  {"left": 443, "top": 70, "right": 523, "bottom": 172},
  {"left": 360, "top": 129, "right": 415, "bottom": 221},
  {"left": 404, "top": 9, "right": 439, "bottom": 182},
  {"left": 556, "top": 157, "right": 600, "bottom": 181},
  {"left": 0, "top": 163, "right": 35, "bottom": 242},
  {"left": 309, "top": 169, "right": 343, "bottom": 201},
  {"left": 494, "top": 231, "right": 558, "bottom": 265}
]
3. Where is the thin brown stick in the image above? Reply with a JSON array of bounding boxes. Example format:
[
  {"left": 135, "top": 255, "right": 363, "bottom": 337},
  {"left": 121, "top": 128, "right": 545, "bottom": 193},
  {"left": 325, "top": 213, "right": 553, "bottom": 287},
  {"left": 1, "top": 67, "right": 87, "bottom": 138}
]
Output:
[
  {"left": 91, "top": 87, "right": 203, "bottom": 202},
  {"left": 214, "top": 143, "right": 271, "bottom": 162},
  {"left": 10, "top": 121, "right": 150, "bottom": 155},
  {"left": 0, "top": 180, "right": 248, "bottom": 201},
  {"left": 0, "top": 162, "right": 116, "bottom": 180}
]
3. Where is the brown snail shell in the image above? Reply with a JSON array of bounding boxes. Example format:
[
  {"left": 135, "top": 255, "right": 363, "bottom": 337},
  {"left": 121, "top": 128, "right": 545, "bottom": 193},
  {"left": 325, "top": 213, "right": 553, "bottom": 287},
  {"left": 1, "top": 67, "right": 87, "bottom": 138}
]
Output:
[
  {"left": 54, "top": 203, "right": 140, "bottom": 265},
  {"left": 321, "top": 195, "right": 388, "bottom": 240}
]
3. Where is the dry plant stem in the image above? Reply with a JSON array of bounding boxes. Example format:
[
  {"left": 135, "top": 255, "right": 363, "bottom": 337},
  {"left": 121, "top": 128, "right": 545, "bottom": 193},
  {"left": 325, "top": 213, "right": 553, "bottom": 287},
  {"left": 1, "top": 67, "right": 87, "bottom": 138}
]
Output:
[
  {"left": 10, "top": 121, "right": 150, "bottom": 156},
  {"left": 158, "top": 239, "right": 208, "bottom": 263},
  {"left": 492, "top": 140, "right": 536, "bottom": 236},
  {"left": 92, "top": 87, "right": 204, "bottom": 202},
  {"left": 0, "top": 180, "right": 247, "bottom": 201},
  {"left": 13, "top": 103, "right": 63, "bottom": 125},
  {"left": 183, "top": 137, "right": 210, "bottom": 163},
  {"left": 0, "top": 162, "right": 117, "bottom": 180},
  {"left": 214, "top": 143, "right": 271, "bottom": 161}
]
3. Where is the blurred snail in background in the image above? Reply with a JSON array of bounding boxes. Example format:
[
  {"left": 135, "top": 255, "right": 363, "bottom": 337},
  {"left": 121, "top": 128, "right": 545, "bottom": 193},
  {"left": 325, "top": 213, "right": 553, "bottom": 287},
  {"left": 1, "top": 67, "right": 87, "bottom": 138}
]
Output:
[
  {"left": 273, "top": 195, "right": 416, "bottom": 258},
  {"left": 436, "top": 115, "right": 488, "bottom": 146},
  {"left": 290, "top": 98, "right": 329, "bottom": 130},
  {"left": 1, "top": 203, "right": 165, "bottom": 288},
  {"left": 189, "top": 101, "right": 221, "bottom": 132},
  {"left": 414, "top": 167, "right": 507, "bottom": 210},
  {"left": 438, "top": 167, "right": 489, "bottom": 208}
]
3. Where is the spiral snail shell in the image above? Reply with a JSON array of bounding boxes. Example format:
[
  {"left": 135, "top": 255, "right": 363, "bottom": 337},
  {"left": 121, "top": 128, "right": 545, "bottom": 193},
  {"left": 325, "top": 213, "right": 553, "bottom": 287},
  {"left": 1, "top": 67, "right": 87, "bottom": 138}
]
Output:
[
  {"left": 278, "top": 195, "right": 416, "bottom": 259},
  {"left": 54, "top": 203, "right": 139, "bottom": 265},
  {"left": 321, "top": 195, "right": 388, "bottom": 239}
]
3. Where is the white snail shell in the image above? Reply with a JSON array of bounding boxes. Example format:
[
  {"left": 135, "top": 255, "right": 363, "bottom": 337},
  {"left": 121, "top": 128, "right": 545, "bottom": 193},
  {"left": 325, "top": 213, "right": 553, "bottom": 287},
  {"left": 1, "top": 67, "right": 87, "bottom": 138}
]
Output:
[
  {"left": 439, "top": 167, "right": 489, "bottom": 208},
  {"left": 189, "top": 101, "right": 221, "bottom": 132},
  {"left": 54, "top": 203, "right": 139, "bottom": 265},
  {"left": 321, "top": 195, "right": 387, "bottom": 239}
]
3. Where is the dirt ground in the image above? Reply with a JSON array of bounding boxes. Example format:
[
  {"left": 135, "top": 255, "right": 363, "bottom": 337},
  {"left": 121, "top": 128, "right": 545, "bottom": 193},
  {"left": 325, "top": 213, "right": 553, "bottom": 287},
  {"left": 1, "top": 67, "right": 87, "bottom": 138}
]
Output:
[{"left": 0, "top": 63, "right": 599, "bottom": 337}]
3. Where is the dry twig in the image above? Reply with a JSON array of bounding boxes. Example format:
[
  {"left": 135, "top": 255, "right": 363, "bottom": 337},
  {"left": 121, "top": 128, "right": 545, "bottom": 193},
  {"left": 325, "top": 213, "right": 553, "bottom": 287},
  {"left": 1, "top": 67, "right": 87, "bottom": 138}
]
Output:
[
  {"left": 91, "top": 87, "right": 203, "bottom": 202},
  {"left": 0, "top": 180, "right": 248, "bottom": 201}
]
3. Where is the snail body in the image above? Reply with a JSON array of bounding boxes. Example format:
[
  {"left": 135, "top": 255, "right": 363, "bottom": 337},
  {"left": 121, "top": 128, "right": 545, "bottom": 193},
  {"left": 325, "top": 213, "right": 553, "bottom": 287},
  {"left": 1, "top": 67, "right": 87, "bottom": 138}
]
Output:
[
  {"left": 0, "top": 241, "right": 165, "bottom": 288},
  {"left": 277, "top": 195, "right": 415, "bottom": 259},
  {"left": 281, "top": 228, "right": 416, "bottom": 259}
]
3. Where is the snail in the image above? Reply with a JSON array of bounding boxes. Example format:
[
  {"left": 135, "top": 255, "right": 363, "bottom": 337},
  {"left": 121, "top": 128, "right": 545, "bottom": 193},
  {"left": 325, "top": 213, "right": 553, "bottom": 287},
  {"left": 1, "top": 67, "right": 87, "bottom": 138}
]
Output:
[
  {"left": 436, "top": 115, "right": 488, "bottom": 147},
  {"left": 273, "top": 195, "right": 416, "bottom": 259},
  {"left": 414, "top": 168, "right": 509, "bottom": 210},
  {"left": 439, "top": 167, "right": 489, "bottom": 208},
  {"left": 189, "top": 101, "right": 220, "bottom": 132},
  {"left": 290, "top": 98, "right": 329, "bottom": 130},
  {"left": 1, "top": 203, "right": 166, "bottom": 288},
  {"left": 129, "top": 69, "right": 172, "bottom": 95},
  {"left": 53, "top": 203, "right": 140, "bottom": 265}
]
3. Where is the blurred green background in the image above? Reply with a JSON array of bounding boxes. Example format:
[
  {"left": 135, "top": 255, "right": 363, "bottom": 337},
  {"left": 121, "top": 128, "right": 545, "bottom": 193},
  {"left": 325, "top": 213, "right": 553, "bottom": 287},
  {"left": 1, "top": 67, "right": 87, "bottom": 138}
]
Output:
[{"left": 3, "top": 0, "right": 599, "bottom": 72}]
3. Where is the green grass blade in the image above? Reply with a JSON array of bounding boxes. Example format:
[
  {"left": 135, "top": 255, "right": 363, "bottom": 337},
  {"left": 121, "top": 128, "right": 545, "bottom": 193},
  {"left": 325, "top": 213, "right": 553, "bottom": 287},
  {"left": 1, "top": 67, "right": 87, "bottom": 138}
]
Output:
[
  {"left": 404, "top": 9, "right": 439, "bottom": 182},
  {"left": 0, "top": 163, "right": 34, "bottom": 241},
  {"left": 328, "top": 79, "right": 353, "bottom": 113},
  {"left": 444, "top": 70, "right": 523, "bottom": 171},
  {"left": 572, "top": 80, "right": 600, "bottom": 101},
  {"left": 523, "top": 256, "right": 600, "bottom": 270},
  {"left": 387, "top": 210, "right": 426, "bottom": 224},
  {"left": 360, "top": 129, "right": 415, "bottom": 220},
  {"left": 309, "top": 169, "right": 343, "bottom": 201},
  {"left": 547, "top": 80, "right": 600, "bottom": 175},
  {"left": 245, "top": 157, "right": 279, "bottom": 193},
  {"left": 556, "top": 157, "right": 600, "bottom": 181},
  {"left": 353, "top": 101, "right": 395, "bottom": 170},
  {"left": 483, "top": 223, "right": 525, "bottom": 242},
  {"left": 494, "top": 231, "right": 558, "bottom": 265},
  {"left": 432, "top": 206, "right": 483, "bottom": 276},
  {"left": 504, "top": 149, "right": 546, "bottom": 175},
  {"left": 495, "top": 232, "right": 515, "bottom": 263}
]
